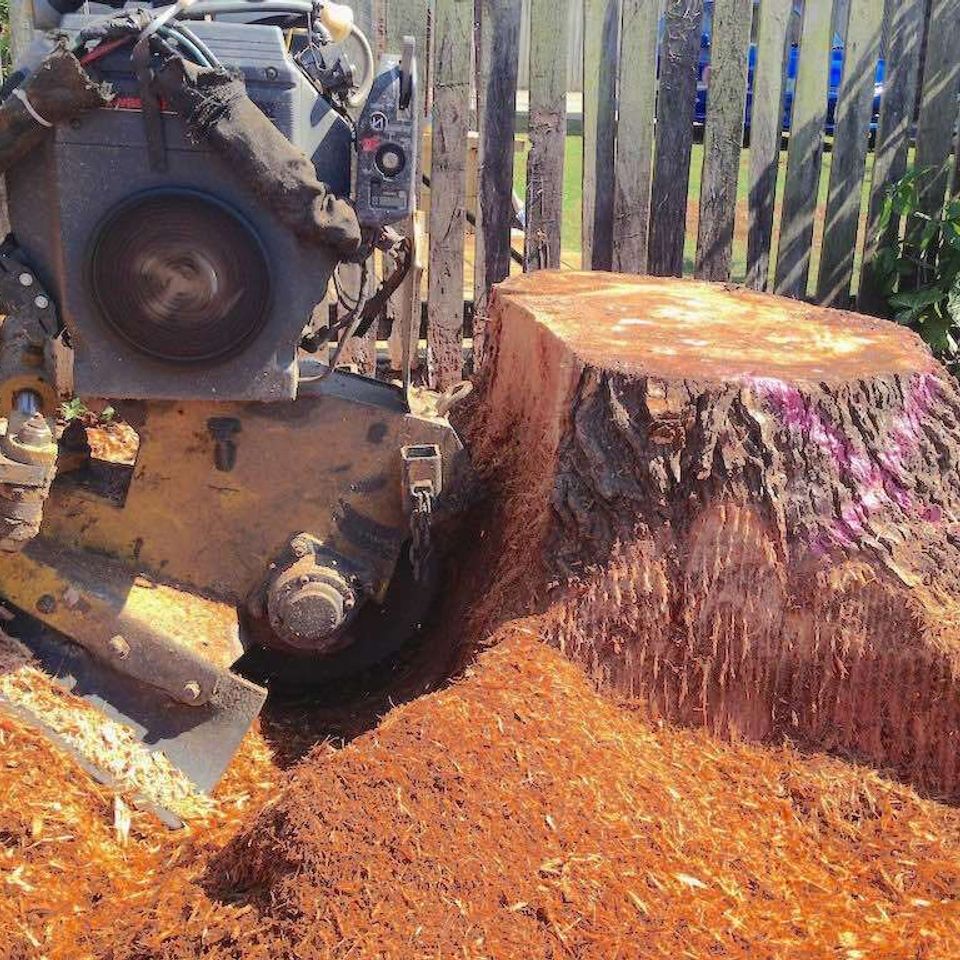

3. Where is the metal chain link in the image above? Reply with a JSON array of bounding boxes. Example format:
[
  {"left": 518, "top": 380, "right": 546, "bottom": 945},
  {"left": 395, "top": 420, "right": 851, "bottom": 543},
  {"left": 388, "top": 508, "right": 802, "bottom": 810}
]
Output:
[{"left": 409, "top": 485, "right": 433, "bottom": 581}]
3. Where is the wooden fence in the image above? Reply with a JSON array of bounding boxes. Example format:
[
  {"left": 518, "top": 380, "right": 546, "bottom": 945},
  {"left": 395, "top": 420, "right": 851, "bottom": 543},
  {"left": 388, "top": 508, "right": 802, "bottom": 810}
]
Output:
[{"left": 395, "top": 0, "right": 960, "bottom": 390}]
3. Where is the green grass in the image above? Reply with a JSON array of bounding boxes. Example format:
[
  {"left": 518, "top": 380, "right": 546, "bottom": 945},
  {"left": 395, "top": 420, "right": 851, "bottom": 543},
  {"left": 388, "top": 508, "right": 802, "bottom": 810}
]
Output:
[{"left": 512, "top": 135, "right": 881, "bottom": 296}]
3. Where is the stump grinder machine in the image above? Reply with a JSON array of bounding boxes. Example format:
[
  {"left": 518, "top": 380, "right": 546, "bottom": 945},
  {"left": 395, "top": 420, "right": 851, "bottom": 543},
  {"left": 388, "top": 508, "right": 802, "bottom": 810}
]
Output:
[{"left": 0, "top": 0, "right": 469, "bottom": 811}]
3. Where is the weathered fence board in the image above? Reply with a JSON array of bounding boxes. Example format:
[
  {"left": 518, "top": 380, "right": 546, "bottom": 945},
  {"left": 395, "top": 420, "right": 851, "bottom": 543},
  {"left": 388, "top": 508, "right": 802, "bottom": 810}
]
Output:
[
  {"left": 340, "top": 2, "right": 394, "bottom": 373},
  {"left": 426, "top": 0, "right": 472, "bottom": 389},
  {"left": 914, "top": 0, "right": 960, "bottom": 222},
  {"left": 816, "top": 0, "right": 883, "bottom": 308},
  {"left": 381, "top": 0, "right": 431, "bottom": 371},
  {"left": 694, "top": 0, "right": 752, "bottom": 282},
  {"left": 745, "top": 0, "right": 791, "bottom": 290},
  {"left": 385, "top": 0, "right": 432, "bottom": 109},
  {"left": 581, "top": 0, "right": 620, "bottom": 270},
  {"left": 859, "top": 0, "right": 924, "bottom": 314},
  {"left": 648, "top": 0, "right": 705, "bottom": 277},
  {"left": 774, "top": 0, "right": 832, "bottom": 298},
  {"left": 473, "top": 0, "right": 522, "bottom": 364},
  {"left": 523, "top": 0, "right": 570, "bottom": 271},
  {"left": 611, "top": 0, "right": 659, "bottom": 273}
]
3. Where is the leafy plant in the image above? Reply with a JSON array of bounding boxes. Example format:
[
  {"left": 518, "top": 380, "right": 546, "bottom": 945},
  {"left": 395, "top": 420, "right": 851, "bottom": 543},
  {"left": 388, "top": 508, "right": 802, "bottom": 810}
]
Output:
[
  {"left": 872, "top": 167, "right": 960, "bottom": 373},
  {"left": 59, "top": 398, "right": 115, "bottom": 424}
]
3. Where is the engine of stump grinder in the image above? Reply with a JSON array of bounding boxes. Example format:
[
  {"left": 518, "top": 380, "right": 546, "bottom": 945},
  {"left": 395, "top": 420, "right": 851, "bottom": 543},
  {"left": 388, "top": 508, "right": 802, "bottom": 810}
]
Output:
[{"left": 0, "top": 0, "right": 467, "bottom": 805}]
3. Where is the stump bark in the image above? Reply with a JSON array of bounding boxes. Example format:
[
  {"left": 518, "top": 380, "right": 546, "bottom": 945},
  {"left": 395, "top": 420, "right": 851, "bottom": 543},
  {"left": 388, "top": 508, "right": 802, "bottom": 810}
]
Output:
[{"left": 464, "top": 270, "right": 960, "bottom": 799}]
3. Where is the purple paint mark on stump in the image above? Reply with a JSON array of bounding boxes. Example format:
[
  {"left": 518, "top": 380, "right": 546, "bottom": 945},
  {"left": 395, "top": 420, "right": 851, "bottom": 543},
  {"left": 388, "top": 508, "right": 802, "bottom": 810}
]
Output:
[{"left": 748, "top": 373, "right": 946, "bottom": 551}]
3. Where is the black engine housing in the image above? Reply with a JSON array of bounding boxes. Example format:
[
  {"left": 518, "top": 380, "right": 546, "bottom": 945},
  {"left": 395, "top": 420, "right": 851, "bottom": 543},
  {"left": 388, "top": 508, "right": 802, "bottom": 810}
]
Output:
[{"left": 6, "top": 20, "right": 353, "bottom": 402}]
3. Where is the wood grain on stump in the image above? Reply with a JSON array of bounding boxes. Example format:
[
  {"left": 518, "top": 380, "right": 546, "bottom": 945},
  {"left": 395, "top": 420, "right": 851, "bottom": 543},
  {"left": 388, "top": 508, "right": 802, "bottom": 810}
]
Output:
[{"left": 465, "top": 270, "right": 960, "bottom": 799}]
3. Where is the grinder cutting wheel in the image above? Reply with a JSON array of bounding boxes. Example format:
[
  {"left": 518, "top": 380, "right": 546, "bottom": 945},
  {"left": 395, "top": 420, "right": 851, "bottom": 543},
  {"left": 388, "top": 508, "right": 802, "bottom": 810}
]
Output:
[{"left": 0, "top": 0, "right": 468, "bottom": 809}]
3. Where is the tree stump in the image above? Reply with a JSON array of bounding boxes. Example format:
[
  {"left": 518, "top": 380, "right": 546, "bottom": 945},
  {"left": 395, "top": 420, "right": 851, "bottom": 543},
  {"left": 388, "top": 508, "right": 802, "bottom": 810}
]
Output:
[{"left": 464, "top": 270, "right": 960, "bottom": 799}]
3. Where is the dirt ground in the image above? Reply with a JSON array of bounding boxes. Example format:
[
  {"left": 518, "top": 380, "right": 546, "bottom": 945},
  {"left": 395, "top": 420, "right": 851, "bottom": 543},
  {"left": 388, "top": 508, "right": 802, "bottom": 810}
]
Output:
[{"left": 1, "top": 624, "right": 959, "bottom": 959}]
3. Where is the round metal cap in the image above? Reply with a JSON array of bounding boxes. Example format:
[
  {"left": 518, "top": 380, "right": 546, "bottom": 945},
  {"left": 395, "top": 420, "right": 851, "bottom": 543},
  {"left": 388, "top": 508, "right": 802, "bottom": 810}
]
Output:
[{"left": 267, "top": 561, "right": 358, "bottom": 656}]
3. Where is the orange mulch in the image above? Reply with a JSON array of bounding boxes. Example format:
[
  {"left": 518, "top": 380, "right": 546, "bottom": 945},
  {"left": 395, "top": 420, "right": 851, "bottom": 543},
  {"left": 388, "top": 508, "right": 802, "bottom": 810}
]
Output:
[
  {"left": 0, "top": 711, "right": 277, "bottom": 960},
  {"left": 59, "top": 627, "right": 960, "bottom": 960}
]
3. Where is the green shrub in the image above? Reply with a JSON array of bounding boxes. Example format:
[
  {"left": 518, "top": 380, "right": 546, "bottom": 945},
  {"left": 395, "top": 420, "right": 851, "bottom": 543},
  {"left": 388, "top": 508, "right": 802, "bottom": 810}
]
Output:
[{"left": 873, "top": 167, "right": 960, "bottom": 374}]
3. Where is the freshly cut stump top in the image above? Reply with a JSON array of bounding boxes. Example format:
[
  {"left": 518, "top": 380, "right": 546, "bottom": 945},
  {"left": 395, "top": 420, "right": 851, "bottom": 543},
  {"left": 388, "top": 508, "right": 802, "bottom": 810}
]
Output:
[
  {"left": 499, "top": 271, "right": 935, "bottom": 381},
  {"left": 465, "top": 270, "right": 960, "bottom": 801}
]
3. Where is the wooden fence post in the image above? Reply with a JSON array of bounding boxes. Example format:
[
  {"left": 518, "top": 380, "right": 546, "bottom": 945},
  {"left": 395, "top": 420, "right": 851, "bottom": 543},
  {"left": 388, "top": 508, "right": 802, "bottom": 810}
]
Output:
[
  {"left": 694, "top": 0, "right": 752, "bottom": 282},
  {"left": 611, "top": 0, "right": 658, "bottom": 274},
  {"left": 9, "top": 0, "right": 35, "bottom": 62},
  {"left": 473, "top": 0, "right": 522, "bottom": 366},
  {"left": 745, "top": 0, "right": 791, "bottom": 291},
  {"left": 381, "top": 0, "right": 431, "bottom": 374},
  {"left": 859, "top": 0, "right": 924, "bottom": 315},
  {"left": 774, "top": 0, "right": 832, "bottom": 299},
  {"left": 581, "top": 0, "right": 620, "bottom": 270},
  {"left": 648, "top": 0, "right": 704, "bottom": 278},
  {"left": 913, "top": 0, "right": 960, "bottom": 225},
  {"left": 816, "top": 0, "right": 883, "bottom": 308},
  {"left": 524, "top": 0, "right": 570, "bottom": 271},
  {"left": 426, "top": 0, "right": 472, "bottom": 390}
]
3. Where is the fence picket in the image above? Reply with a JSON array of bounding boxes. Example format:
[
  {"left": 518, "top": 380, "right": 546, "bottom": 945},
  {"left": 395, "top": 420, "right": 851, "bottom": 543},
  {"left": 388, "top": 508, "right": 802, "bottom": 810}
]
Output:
[
  {"left": 649, "top": 0, "right": 704, "bottom": 278},
  {"left": 474, "top": 0, "right": 522, "bottom": 365},
  {"left": 816, "top": 0, "right": 883, "bottom": 308},
  {"left": 774, "top": 0, "right": 832, "bottom": 298},
  {"left": 524, "top": 0, "right": 570, "bottom": 270},
  {"left": 612, "top": 0, "right": 659, "bottom": 273},
  {"left": 914, "top": 0, "right": 960, "bottom": 223},
  {"left": 694, "top": 0, "right": 752, "bottom": 282},
  {"left": 745, "top": 0, "right": 791, "bottom": 291},
  {"left": 426, "top": 0, "right": 472, "bottom": 389},
  {"left": 581, "top": 0, "right": 620, "bottom": 270},
  {"left": 858, "top": 0, "right": 924, "bottom": 315}
]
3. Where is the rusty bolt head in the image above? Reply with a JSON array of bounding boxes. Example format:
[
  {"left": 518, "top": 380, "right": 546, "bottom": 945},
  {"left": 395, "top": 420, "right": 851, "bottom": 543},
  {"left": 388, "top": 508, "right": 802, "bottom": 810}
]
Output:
[
  {"left": 290, "top": 534, "right": 313, "bottom": 559},
  {"left": 15, "top": 413, "right": 52, "bottom": 448},
  {"left": 35, "top": 594, "right": 55, "bottom": 614},
  {"left": 182, "top": 681, "right": 202, "bottom": 702},
  {"left": 108, "top": 635, "right": 130, "bottom": 660}
]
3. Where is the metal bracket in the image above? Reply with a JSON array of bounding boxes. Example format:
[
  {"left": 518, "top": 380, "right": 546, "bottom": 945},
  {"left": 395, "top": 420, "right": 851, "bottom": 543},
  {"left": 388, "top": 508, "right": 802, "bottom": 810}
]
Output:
[
  {"left": 401, "top": 443, "right": 441, "bottom": 580},
  {"left": 0, "top": 538, "right": 246, "bottom": 707},
  {"left": 401, "top": 443, "right": 442, "bottom": 511}
]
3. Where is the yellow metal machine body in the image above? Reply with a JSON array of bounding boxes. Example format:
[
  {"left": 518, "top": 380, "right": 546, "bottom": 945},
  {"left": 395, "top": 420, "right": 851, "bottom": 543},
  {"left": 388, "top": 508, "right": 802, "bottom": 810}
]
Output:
[
  {"left": 0, "top": 338, "right": 467, "bottom": 793},
  {"left": 40, "top": 376, "right": 462, "bottom": 602}
]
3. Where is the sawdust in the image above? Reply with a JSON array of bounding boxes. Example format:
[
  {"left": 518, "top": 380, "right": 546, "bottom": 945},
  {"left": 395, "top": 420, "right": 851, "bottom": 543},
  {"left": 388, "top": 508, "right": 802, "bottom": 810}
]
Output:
[
  {"left": 72, "top": 629, "right": 960, "bottom": 960},
  {"left": 0, "top": 634, "right": 215, "bottom": 821},
  {"left": 0, "top": 707, "right": 276, "bottom": 960},
  {"left": 85, "top": 421, "right": 139, "bottom": 465}
]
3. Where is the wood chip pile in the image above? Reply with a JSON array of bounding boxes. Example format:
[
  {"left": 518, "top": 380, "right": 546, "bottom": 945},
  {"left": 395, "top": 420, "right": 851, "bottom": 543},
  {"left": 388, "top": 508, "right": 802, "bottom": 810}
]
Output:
[
  {"left": 0, "top": 707, "right": 276, "bottom": 959},
  {"left": 4, "top": 627, "right": 952, "bottom": 959}
]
